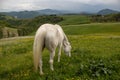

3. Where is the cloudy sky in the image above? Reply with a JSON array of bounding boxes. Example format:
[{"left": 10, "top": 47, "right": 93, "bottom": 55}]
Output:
[{"left": 0, "top": 0, "right": 120, "bottom": 12}]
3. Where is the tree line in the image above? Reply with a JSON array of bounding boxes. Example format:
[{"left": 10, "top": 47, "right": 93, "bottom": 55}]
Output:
[
  {"left": 91, "top": 13, "right": 120, "bottom": 22},
  {"left": 18, "top": 15, "right": 63, "bottom": 36},
  {"left": 0, "top": 14, "right": 63, "bottom": 38}
]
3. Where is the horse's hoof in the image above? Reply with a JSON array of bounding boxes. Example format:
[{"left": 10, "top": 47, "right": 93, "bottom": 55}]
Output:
[
  {"left": 58, "top": 60, "right": 60, "bottom": 62},
  {"left": 51, "top": 68, "right": 54, "bottom": 71},
  {"left": 40, "top": 72, "right": 44, "bottom": 75}
]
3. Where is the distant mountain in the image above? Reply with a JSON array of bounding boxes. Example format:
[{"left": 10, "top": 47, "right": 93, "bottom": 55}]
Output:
[
  {"left": 37, "top": 9, "right": 62, "bottom": 15},
  {"left": 97, "top": 9, "right": 119, "bottom": 15},
  {"left": 1, "top": 8, "right": 120, "bottom": 18},
  {"left": 1, "top": 11, "right": 40, "bottom": 19},
  {"left": 0, "top": 9, "right": 71, "bottom": 19}
]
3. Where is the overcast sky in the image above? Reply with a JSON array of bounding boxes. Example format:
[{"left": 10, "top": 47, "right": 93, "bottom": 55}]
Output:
[{"left": 0, "top": 0, "right": 120, "bottom": 12}]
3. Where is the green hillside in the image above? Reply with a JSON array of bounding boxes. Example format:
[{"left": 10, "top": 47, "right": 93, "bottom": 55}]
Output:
[
  {"left": 0, "top": 14, "right": 63, "bottom": 38},
  {"left": 63, "top": 23, "right": 120, "bottom": 35},
  {"left": 0, "top": 13, "right": 120, "bottom": 38},
  {"left": 59, "top": 15, "right": 91, "bottom": 25}
]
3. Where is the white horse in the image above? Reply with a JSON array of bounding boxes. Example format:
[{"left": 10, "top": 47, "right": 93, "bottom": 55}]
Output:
[{"left": 33, "top": 23, "right": 71, "bottom": 75}]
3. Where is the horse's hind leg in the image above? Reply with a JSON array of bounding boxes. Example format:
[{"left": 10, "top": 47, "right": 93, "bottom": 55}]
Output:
[{"left": 49, "top": 50, "right": 55, "bottom": 71}]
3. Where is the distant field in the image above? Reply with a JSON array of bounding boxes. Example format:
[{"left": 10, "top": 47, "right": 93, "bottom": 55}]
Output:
[
  {"left": 59, "top": 15, "right": 91, "bottom": 25},
  {"left": 0, "top": 22, "right": 120, "bottom": 80},
  {"left": 63, "top": 23, "right": 120, "bottom": 35}
]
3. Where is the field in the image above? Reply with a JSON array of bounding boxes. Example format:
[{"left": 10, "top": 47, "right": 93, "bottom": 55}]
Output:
[
  {"left": 0, "top": 22, "right": 120, "bottom": 80},
  {"left": 59, "top": 15, "right": 91, "bottom": 25}
]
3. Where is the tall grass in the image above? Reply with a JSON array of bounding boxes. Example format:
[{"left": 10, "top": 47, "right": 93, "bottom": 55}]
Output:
[{"left": 0, "top": 35, "right": 120, "bottom": 80}]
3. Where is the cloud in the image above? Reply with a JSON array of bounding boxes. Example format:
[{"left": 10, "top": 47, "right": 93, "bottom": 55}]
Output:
[{"left": 0, "top": 0, "right": 120, "bottom": 12}]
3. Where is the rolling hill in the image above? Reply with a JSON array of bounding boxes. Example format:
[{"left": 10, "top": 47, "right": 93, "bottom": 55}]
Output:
[{"left": 98, "top": 9, "right": 119, "bottom": 15}]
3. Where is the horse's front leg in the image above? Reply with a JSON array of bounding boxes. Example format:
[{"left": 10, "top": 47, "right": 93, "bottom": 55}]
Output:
[
  {"left": 58, "top": 43, "right": 62, "bottom": 62},
  {"left": 49, "top": 51, "right": 55, "bottom": 71}
]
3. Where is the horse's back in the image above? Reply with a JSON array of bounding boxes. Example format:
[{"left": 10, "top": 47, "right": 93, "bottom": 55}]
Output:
[
  {"left": 35, "top": 23, "right": 64, "bottom": 43},
  {"left": 38, "top": 23, "right": 64, "bottom": 38}
]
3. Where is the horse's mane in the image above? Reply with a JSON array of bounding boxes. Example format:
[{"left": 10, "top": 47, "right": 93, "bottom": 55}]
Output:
[
  {"left": 55, "top": 24, "right": 68, "bottom": 42},
  {"left": 64, "top": 33, "right": 68, "bottom": 42}
]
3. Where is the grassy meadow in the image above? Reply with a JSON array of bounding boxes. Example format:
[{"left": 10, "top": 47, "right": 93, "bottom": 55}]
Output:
[
  {"left": 59, "top": 15, "right": 91, "bottom": 25},
  {"left": 0, "top": 15, "right": 120, "bottom": 80}
]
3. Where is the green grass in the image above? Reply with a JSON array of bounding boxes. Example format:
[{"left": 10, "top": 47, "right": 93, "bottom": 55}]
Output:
[
  {"left": 0, "top": 22, "right": 120, "bottom": 80},
  {"left": 63, "top": 23, "right": 120, "bottom": 35},
  {"left": 59, "top": 15, "right": 91, "bottom": 25}
]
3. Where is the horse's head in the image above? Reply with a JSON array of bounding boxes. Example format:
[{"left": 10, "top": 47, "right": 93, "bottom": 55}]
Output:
[{"left": 63, "top": 41, "right": 71, "bottom": 57}]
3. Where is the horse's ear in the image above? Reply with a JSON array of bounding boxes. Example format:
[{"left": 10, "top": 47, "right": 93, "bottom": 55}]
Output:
[{"left": 63, "top": 39, "right": 67, "bottom": 46}]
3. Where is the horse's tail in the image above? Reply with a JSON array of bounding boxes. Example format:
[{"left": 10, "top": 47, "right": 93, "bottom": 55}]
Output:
[{"left": 33, "top": 31, "right": 45, "bottom": 72}]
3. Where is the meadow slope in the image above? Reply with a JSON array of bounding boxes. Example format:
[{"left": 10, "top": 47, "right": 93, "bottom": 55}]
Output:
[{"left": 0, "top": 23, "right": 120, "bottom": 80}]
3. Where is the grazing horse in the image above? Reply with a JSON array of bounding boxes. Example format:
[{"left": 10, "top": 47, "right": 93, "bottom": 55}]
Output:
[{"left": 33, "top": 24, "right": 71, "bottom": 75}]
